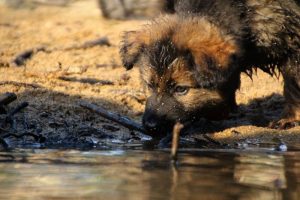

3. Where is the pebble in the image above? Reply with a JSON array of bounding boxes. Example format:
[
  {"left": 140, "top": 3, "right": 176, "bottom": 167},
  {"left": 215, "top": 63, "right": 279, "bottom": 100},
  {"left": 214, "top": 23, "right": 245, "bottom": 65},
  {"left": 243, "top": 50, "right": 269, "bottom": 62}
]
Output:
[{"left": 276, "top": 143, "right": 288, "bottom": 152}]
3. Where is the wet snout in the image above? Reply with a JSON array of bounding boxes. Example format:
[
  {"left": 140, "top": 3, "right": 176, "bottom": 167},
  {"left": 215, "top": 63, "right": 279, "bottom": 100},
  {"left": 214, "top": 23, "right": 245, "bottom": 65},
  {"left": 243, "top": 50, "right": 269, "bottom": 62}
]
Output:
[
  {"left": 142, "top": 95, "right": 176, "bottom": 137},
  {"left": 142, "top": 109, "right": 173, "bottom": 138}
]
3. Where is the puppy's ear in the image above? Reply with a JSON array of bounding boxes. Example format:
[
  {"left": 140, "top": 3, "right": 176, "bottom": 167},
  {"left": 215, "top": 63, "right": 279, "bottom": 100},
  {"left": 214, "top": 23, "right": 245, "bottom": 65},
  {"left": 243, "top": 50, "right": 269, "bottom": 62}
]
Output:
[
  {"left": 120, "top": 31, "right": 148, "bottom": 70},
  {"left": 172, "top": 18, "right": 239, "bottom": 69}
]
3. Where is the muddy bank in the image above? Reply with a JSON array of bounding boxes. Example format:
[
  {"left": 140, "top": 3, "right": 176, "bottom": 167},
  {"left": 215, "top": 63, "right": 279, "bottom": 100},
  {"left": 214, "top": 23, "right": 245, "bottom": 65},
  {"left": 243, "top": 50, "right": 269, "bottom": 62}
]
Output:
[{"left": 0, "top": 0, "right": 300, "bottom": 150}]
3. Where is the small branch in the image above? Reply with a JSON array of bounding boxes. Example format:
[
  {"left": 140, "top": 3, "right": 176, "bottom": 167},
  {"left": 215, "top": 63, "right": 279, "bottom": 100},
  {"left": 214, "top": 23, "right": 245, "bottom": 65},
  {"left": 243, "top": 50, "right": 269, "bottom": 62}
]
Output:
[
  {"left": 58, "top": 37, "right": 111, "bottom": 51},
  {"left": 58, "top": 76, "right": 114, "bottom": 85},
  {"left": 32, "top": 0, "right": 69, "bottom": 6},
  {"left": 0, "top": 81, "right": 41, "bottom": 89},
  {"left": 7, "top": 102, "right": 29, "bottom": 118},
  {"left": 203, "top": 134, "right": 224, "bottom": 146},
  {"left": 3, "top": 102, "right": 28, "bottom": 130},
  {"left": 157, "top": 134, "right": 172, "bottom": 148},
  {"left": 80, "top": 37, "right": 111, "bottom": 48},
  {"left": 13, "top": 46, "right": 46, "bottom": 66},
  {"left": 2, "top": 132, "right": 40, "bottom": 141},
  {"left": 171, "top": 122, "right": 184, "bottom": 161},
  {"left": 12, "top": 37, "right": 110, "bottom": 67},
  {"left": 0, "top": 93, "right": 17, "bottom": 106},
  {"left": 79, "top": 101, "right": 146, "bottom": 133}
]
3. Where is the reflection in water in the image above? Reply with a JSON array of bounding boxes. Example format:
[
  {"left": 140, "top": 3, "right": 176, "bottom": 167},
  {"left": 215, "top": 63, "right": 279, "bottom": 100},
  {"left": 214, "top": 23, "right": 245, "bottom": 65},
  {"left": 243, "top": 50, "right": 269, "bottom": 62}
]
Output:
[
  {"left": 0, "top": 149, "right": 299, "bottom": 200},
  {"left": 235, "top": 154, "right": 286, "bottom": 189},
  {"left": 234, "top": 154, "right": 286, "bottom": 200}
]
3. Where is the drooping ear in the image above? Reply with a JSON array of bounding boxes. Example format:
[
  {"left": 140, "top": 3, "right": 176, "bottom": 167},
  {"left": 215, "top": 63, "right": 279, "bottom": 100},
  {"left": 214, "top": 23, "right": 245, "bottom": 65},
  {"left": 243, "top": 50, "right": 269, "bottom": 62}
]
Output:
[
  {"left": 120, "top": 14, "right": 179, "bottom": 70},
  {"left": 120, "top": 31, "right": 149, "bottom": 70}
]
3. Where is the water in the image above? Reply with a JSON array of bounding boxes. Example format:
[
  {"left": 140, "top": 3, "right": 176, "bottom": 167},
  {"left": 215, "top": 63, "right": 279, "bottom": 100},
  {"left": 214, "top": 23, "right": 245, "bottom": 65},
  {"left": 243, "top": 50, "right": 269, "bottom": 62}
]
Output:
[{"left": 0, "top": 148, "right": 299, "bottom": 200}]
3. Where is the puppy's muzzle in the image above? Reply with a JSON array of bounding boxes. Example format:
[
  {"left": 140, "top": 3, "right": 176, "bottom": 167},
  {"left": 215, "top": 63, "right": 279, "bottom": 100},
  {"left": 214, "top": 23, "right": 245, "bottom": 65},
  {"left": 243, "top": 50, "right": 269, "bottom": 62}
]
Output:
[{"left": 142, "top": 109, "right": 173, "bottom": 137}]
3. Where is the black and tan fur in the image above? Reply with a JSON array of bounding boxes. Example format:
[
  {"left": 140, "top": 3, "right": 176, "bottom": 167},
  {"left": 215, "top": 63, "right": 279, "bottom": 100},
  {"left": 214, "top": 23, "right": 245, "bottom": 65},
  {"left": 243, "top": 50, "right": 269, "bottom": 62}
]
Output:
[{"left": 120, "top": 0, "right": 300, "bottom": 137}]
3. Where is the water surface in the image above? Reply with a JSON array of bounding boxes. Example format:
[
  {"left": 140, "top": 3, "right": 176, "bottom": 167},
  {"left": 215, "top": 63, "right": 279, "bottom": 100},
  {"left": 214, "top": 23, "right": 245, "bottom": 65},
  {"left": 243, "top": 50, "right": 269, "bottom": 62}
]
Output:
[{"left": 0, "top": 148, "right": 299, "bottom": 200}]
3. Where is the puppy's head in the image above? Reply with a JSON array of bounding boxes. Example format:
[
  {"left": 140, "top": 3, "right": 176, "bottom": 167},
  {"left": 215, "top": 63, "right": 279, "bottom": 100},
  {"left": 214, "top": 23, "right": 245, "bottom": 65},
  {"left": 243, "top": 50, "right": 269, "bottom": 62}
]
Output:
[{"left": 120, "top": 15, "right": 242, "bottom": 137}]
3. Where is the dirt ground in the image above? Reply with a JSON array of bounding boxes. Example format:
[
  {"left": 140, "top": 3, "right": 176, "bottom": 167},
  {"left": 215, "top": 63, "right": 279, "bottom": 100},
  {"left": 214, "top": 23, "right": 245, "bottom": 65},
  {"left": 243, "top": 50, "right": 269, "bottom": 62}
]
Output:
[{"left": 1, "top": 0, "right": 300, "bottom": 149}]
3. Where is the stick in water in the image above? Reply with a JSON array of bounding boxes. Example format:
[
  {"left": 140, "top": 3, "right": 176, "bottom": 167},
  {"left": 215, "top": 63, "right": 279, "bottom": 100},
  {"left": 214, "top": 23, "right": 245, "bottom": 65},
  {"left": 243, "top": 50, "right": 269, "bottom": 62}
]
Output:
[{"left": 171, "top": 122, "right": 184, "bottom": 161}]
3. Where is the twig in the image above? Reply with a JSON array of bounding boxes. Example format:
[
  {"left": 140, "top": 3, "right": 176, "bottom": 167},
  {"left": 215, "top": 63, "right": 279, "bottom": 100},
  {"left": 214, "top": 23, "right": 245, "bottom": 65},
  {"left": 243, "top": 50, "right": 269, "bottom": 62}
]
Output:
[
  {"left": 7, "top": 102, "right": 29, "bottom": 118},
  {"left": 203, "top": 134, "right": 225, "bottom": 147},
  {"left": 0, "top": 93, "right": 17, "bottom": 106},
  {"left": 80, "top": 37, "right": 111, "bottom": 48},
  {"left": 171, "top": 122, "right": 184, "bottom": 161},
  {"left": 0, "top": 81, "right": 41, "bottom": 89},
  {"left": 13, "top": 46, "right": 46, "bottom": 66},
  {"left": 58, "top": 76, "right": 114, "bottom": 85},
  {"left": 2, "top": 132, "right": 41, "bottom": 141},
  {"left": 79, "top": 101, "right": 146, "bottom": 133},
  {"left": 157, "top": 134, "right": 172, "bottom": 148},
  {"left": 3, "top": 102, "right": 28, "bottom": 130},
  {"left": 12, "top": 37, "right": 110, "bottom": 67},
  {"left": 32, "top": 0, "right": 69, "bottom": 6},
  {"left": 64, "top": 37, "right": 111, "bottom": 50}
]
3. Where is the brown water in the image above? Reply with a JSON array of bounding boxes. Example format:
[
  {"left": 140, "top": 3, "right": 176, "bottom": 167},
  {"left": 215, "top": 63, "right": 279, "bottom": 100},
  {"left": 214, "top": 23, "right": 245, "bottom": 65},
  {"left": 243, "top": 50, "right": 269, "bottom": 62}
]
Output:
[{"left": 0, "top": 149, "right": 299, "bottom": 200}]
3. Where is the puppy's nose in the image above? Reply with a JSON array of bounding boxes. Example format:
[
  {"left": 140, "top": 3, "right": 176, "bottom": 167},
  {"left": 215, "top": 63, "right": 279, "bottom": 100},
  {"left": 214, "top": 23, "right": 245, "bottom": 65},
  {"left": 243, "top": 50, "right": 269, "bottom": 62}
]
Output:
[{"left": 143, "top": 118, "right": 159, "bottom": 132}]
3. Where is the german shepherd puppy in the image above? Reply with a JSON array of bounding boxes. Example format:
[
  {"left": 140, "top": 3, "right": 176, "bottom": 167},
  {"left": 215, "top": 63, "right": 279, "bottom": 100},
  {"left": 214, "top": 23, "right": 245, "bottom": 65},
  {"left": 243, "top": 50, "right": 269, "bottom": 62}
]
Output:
[{"left": 120, "top": 0, "right": 300, "bottom": 137}]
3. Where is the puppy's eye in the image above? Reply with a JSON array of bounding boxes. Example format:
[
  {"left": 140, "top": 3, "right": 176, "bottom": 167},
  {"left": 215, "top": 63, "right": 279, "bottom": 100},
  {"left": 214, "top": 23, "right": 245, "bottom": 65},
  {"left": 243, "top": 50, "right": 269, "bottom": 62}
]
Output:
[
  {"left": 147, "top": 83, "right": 155, "bottom": 90},
  {"left": 174, "top": 86, "right": 189, "bottom": 95}
]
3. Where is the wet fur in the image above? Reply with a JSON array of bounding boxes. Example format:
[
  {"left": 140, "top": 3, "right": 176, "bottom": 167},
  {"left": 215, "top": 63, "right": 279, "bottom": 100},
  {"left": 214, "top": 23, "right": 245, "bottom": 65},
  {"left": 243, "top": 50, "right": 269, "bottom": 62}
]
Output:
[{"left": 120, "top": 0, "right": 300, "bottom": 135}]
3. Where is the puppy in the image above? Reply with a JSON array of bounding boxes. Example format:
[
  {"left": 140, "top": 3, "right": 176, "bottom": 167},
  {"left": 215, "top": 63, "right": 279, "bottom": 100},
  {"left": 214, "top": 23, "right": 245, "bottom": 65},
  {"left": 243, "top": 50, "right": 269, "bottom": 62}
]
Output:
[{"left": 120, "top": 0, "right": 300, "bottom": 137}]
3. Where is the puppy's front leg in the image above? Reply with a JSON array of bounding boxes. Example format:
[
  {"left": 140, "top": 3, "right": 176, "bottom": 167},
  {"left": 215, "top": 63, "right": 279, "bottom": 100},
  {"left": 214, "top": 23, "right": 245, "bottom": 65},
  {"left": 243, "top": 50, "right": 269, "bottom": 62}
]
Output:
[{"left": 270, "top": 58, "right": 300, "bottom": 129}]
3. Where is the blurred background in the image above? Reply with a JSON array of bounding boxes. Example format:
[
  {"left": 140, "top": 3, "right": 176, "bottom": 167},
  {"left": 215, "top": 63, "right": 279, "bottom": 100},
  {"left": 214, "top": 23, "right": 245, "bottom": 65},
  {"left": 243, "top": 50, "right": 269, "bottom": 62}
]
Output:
[{"left": 0, "top": 0, "right": 169, "bottom": 19}]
